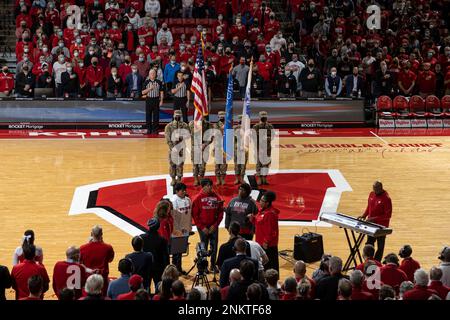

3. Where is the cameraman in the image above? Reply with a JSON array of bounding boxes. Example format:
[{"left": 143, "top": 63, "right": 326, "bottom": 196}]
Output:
[{"left": 192, "top": 178, "right": 224, "bottom": 273}]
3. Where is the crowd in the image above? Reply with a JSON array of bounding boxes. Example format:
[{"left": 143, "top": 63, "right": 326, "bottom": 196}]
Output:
[
  {"left": 0, "top": 178, "right": 449, "bottom": 301},
  {"left": 0, "top": 0, "right": 448, "bottom": 103}
]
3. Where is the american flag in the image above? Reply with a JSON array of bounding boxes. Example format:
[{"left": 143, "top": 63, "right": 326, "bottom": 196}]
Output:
[{"left": 191, "top": 38, "right": 209, "bottom": 124}]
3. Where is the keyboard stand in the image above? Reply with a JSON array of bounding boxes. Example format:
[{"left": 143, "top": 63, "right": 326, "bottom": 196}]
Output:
[{"left": 342, "top": 228, "right": 365, "bottom": 272}]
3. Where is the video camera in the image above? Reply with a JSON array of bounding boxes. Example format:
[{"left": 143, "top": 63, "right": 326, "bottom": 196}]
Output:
[{"left": 195, "top": 242, "right": 211, "bottom": 274}]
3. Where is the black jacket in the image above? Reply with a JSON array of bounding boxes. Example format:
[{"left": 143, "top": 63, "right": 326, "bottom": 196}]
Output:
[
  {"left": 226, "top": 279, "right": 269, "bottom": 301},
  {"left": 140, "top": 231, "right": 169, "bottom": 275},
  {"left": 15, "top": 71, "right": 36, "bottom": 96},
  {"left": 61, "top": 71, "right": 80, "bottom": 95},
  {"left": 220, "top": 254, "right": 259, "bottom": 288},
  {"left": 316, "top": 273, "right": 349, "bottom": 301},
  {"left": 125, "top": 251, "right": 154, "bottom": 290},
  {"left": 299, "top": 67, "right": 322, "bottom": 92},
  {"left": 0, "top": 265, "right": 12, "bottom": 301},
  {"left": 216, "top": 237, "right": 252, "bottom": 269}
]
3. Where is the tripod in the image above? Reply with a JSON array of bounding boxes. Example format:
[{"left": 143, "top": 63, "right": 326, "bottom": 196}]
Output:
[{"left": 191, "top": 271, "right": 212, "bottom": 292}]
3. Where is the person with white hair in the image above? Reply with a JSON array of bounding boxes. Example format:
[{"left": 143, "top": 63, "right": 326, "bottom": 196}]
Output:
[
  {"left": 349, "top": 270, "right": 373, "bottom": 300},
  {"left": 427, "top": 267, "right": 450, "bottom": 300},
  {"left": 337, "top": 278, "right": 352, "bottom": 300},
  {"left": 316, "top": 256, "right": 349, "bottom": 301},
  {"left": 398, "top": 281, "right": 414, "bottom": 300},
  {"left": 220, "top": 268, "right": 241, "bottom": 300},
  {"left": 80, "top": 225, "right": 115, "bottom": 296},
  {"left": 403, "top": 269, "right": 438, "bottom": 300},
  {"left": 81, "top": 274, "right": 109, "bottom": 300},
  {"left": 439, "top": 246, "right": 450, "bottom": 286},
  {"left": 157, "top": 23, "right": 173, "bottom": 46}
]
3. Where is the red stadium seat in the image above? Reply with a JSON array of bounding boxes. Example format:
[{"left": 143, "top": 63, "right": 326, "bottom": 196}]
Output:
[
  {"left": 172, "top": 27, "right": 185, "bottom": 36},
  {"left": 425, "top": 95, "right": 442, "bottom": 118},
  {"left": 442, "top": 95, "right": 450, "bottom": 118},
  {"left": 183, "top": 18, "right": 197, "bottom": 26},
  {"left": 376, "top": 95, "right": 394, "bottom": 118},
  {"left": 185, "top": 27, "right": 197, "bottom": 37},
  {"left": 393, "top": 95, "right": 410, "bottom": 118},
  {"left": 196, "top": 18, "right": 210, "bottom": 26},
  {"left": 168, "top": 18, "right": 184, "bottom": 26},
  {"left": 409, "top": 95, "right": 428, "bottom": 117}
]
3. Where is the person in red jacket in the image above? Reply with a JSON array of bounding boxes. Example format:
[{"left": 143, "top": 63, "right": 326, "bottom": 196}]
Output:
[
  {"left": 19, "top": 275, "right": 44, "bottom": 300},
  {"left": 380, "top": 253, "right": 408, "bottom": 295},
  {"left": 11, "top": 244, "right": 50, "bottom": 300},
  {"left": 86, "top": 56, "right": 104, "bottom": 97},
  {"left": 53, "top": 246, "right": 90, "bottom": 300},
  {"left": 154, "top": 199, "right": 174, "bottom": 243},
  {"left": 350, "top": 270, "right": 374, "bottom": 300},
  {"left": 117, "top": 274, "right": 143, "bottom": 300},
  {"left": 80, "top": 225, "right": 115, "bottom": 296},
  {"left": 428, "top": 267, "right": 450, "bottom": 299},
  {"left": 192, "top": 178, "right": 224, "bottom": 273},
  {"left": 252, "top": 191, "right": 279, "bottom": 272},
  {"left": 403, "top": 269, "right": 438, "bottom": 300},
  {"left": 0, "top": 66, "right": 15, "bottom": 97},
  {"left": 416, "top": 62, "right": 436, "bottom": 98},
  {"left": 398, "top": 244, "right": 421, "bottom": 282},
  {"left": 356, "top": 244, "right": 382, "bottom": 272},
  {"left": 358, "top": 181, "right": 392, "bottom": 261}
]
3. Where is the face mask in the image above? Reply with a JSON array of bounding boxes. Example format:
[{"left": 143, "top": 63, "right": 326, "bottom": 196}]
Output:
[
  {"left": 92, "top": 61, "right": 98, "bottom": 66},
  {"left": 174, "top": 116, "right": 181, "bottom": 121},
  {"left": 67, "top": 67, "right": 72, "bottom": 72},
  {"left": 331, "top": 71, "right": 336, "bottom": 76},
  {"left": 428, "top": 53, "right": 433, "bottom": 58},
  {"left": 171, "top": 60, "right": 175, "bottom": 65},
  {"left": 132, "top": 69, "right": 137, "bottom": 73},
  {"left": 59, "top": 43, "right": 64, "bottom": 48},
  {"left": 180, "top": 46, "right": 185, "bottom": 51},
  {"left": 266, "top": 48, "right": 271, "bottom": 52},
  {"left": 3, "top": 69, "right": 8, "bottom": 73},
  {"left": 74, "top": 52, "right": 79, "bottom": 57},
  {"left": 127, "top": 26, "right": 132, "bottom": 30},
  {"left": 79, "top": 63, "right": 84, "bottom": 68},
  {"left": 308, "top": 63, "right": 314, "bottom": 68},
  {"left": 112, "top": 26, "right": 118, "bottom": 30},
  {"left": 219, "top": 36, "right": 224, "bottom": 41},
  {"left": 76, "top": 38, "right": 81, "bottom": 44},
  {"left": 139, "top": 57, "right": 145, "bottom": 62},
  {"left": 24, "top": 48, "right": 29, "bottom": 53},
  {"left": 59, "top": 58, "right": 65, "bottom": 63},
  {"left": 89, "top": 51, "right": 95, "bottom": 55},
  {"left": 58, "top": 31, "right": 63, "bottom": 36},
  {"left": 163, "top": 27, "right": 168, "bottom": 31},
  {"left": 140, "top": 42, "right": 145, "bottom": 46},
  {"left": 191, "top": 40, "right": 196, "bottom": 45}
]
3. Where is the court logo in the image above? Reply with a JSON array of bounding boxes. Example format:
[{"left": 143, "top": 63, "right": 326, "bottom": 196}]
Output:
[{"left": 69, "top": 170, "right": 352, "bottom": 236}]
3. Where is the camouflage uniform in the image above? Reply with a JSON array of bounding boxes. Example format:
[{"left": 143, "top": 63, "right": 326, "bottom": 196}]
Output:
[
  {"left": 164, "top": 110, "right": 189, "bottom": 185},
  {"left": 233, "top": 116, "right": 248, "bottom": 184},
  {"left": 252, "top": 111, "right": 274, "bottom": 185},
  {"left": 214, "top": 111, "right": 228, "bottom": 185},
  {"left": 189, "top": 119, "right": 211, "bottom": 185}
]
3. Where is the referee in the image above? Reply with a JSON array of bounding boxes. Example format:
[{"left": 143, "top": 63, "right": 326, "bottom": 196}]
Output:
[
  {"left": 171, "top": 71, "right": 190, "bottom": 123},
  {"left": 142, "top": 69, "right": 164, "bottom": 134}
]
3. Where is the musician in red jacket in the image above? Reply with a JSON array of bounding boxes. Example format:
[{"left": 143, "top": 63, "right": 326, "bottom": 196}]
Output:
[
  {"left": 192, "top": 178, "right": 224, "bottom": 272},
  {"left": 252, "top": 191, "right": 279, "bottom": 272},
  {"left": 80, "top": 225, "right": 115, "bottom": 296},
  {"left": 53, "top": 246, "right": 90, "bottom": 300},
  {"left": 358, "top": 181, "right": 392, "bottom": 261}
]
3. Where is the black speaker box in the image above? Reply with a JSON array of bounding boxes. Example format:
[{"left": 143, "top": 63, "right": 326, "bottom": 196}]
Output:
[{"left": 293, "top": 232, "right": 324, "bottom": 263}]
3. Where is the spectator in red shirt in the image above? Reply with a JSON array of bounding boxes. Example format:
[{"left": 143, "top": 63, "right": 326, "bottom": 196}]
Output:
[
  {"left": 252, "top": 191, "right": 279, "bottom": 272},
  {"left": 86, "top": 57, "right": 104, "bottom": 97},
  {"left": 380, "top": 253, "right": 408, "bottom": 295},
  {"left": 293, "top": 260, "right": 316, "bottom": 299},
  {"left": 230, "top": 17, "right": 247, "bottom": 42},
  {"left": 358, "top": 181, "right": 392, "bottom": 261},
  {"left": 362, "top": 260, "right": 384, "bottom": 298},
  {"left": 399, "top": 280, "right": 414, "bottom": 300},
  {"left": 117, "top": 274, "right": 144, "bottom": 300},
  {"left": 398, "top": 62, "right": 417, "bottom": 96},
  {"left": 192, "top": 178, "right": 224, "bottom": 272},
  {"left": 356, "top": 244, "right": 382, "bottom": 272},
  {"left": 417, "top": 62, "right": 436, "bottom": 98},
  {"left": 398, "top": 244, "right": 421, "bottom": 282},
  {"left": 11, "top": 244, "right": 50, "bottom": 300},
  {"left": 53, "top": 246, "right": 89, "bottom": 300},
  {"left": 281, "top": 277, "right": 297, "bottom": 300},
  {"left": 349, "top": 270, "right": 374, "bottom": 300},
  {"left": 428, "top": 267, "right": 450, "bottom": 300},
  {"left": 79, "top": 225, "right": 115, "bottom": 296},
  {"left": 0, "top": 66, "right": 15, "bottom": 97},
  {"left": 19, "top": 275, "right": 43, "bottom": 300},
  {"left": 403, "top": 269, "right": 438, "bottom": 300}
]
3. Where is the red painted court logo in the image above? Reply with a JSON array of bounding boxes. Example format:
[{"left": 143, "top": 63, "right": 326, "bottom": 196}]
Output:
[{"left": 69, "top": 170, "right": 351, "bottom": 236}]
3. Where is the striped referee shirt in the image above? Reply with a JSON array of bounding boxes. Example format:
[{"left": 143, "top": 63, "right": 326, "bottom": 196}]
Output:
[
  {"left": 143, "top": 78, "right": 163, "bottom": 98},
  {"left": 173, "top": 80, "right": 187, "bottom": 98}
]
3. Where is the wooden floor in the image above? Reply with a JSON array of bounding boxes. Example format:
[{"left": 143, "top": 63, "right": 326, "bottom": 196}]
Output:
[{"left": 0, "top": 135, "right": 449, "bottom": 299}]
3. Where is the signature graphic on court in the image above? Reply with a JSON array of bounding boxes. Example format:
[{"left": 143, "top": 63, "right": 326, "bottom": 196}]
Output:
[{"left": 69, "top": 170, "right": 352, "bottom": 236}]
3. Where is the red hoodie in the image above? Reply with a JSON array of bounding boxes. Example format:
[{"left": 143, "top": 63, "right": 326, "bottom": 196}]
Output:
[
  {"left": 254, "top": 206, "right": 279, "bottom": 247},
  {"left": 158, "top": 215, "right": 174, "bottom": 243},
  {"left": 192, "top": 190, "right": 224, "bottom": 230}
]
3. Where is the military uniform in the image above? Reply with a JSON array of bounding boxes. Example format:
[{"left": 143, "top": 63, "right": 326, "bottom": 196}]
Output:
[
  {"left": 214, "top": 111, "right": 228, "bottom": 185},
  {"left": 233, "top": 115, "right": 248, "bottom": 184},
  {"left": 252, "top": 111, "right": 274, "bottom": 185},
  {"left": 165, "top": 110, "right": 190, "bottom": 186},
  {"left": 189, "top": 119, "right": 211, "bottom": 186}
]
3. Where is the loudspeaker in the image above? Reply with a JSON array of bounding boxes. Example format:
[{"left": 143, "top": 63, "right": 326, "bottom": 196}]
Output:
[{"left": 293, "top": 233, "right": 324, "bottom": 263}]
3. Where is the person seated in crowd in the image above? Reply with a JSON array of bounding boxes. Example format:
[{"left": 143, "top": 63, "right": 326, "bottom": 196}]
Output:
[
  {"left": 52, "top": 246, "right": 89, "bottom": 300},
  {"left": 312, "top": 254, "right": 331, "bottom": 283},
  {"left": 0, "top": 66, "right": 15, "bottom": 97},
  {"left": 117, "top": 274, "right": 144, "bottom": 300},
  {"left": 356, "top": 244, "right": 382, "bottom": 272},
  {"left": 107, "top": 258, "right": 134, "bottom": 300},
  {"left": 265, "top": 268, "right": 281, "bottom": 300},
  {"left": 380, "top": 253, "right": 408, "bottom": 295},
  {"left": 20, "top": 275, "right": 43, "bottom": 300},
  {"left": 379, "top": 284, "right": 396, "bottom": 300},
  {"left": 349, "top": 270, "right": 374, "bottom": 300},
  {"left": 324, "top": 67, "right": 342, "bottom": 98},
  {"left": 293, "top": 260, "right": 316, "bottom": 298},
  {"left": 398, "top": 245, "right": 421, "bottom": 282},
  {"left": 220, "top": 268, "right": 241, "bottom": 300},
  {"left": 280, "top": 277, "right": 297, "bottom": 300},
  {"left": 15, "top": 64, "right": 35, "bottom": 98},
  {"left": 316, "top": 256, "right": 348, "bottom": 301},
  {"left": 403, "top": 269, "right": 438, "bottom": 300},
  {"left": 398, "top": 281, "right": 414, "bottom": 300},
  {"left": 170, "top": 280, "right": 186, "bottom": 301},
  {"left": 337, "top": 278, "right": 352, "bottom": 300},
  {"left": 428, "top": 267, "right": 450, "bottom": 300},
  {"left": 80, "top": 225, "right": 115, "bottom": 296},
  {"left": 80, "top": 274, "right": 110, "bottom": 300},
  {"left": 125, "top": 64, "right": 144, "bottom": 98}
]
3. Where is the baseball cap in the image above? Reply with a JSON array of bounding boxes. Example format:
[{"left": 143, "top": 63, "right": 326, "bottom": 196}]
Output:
[{"left": 129, "top": 274, "right": 143, "bottom": 290}]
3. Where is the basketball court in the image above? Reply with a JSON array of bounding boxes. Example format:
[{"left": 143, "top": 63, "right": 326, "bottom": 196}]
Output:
[{"left": 0, "top": 128, "right": 449, "bottom": 299}]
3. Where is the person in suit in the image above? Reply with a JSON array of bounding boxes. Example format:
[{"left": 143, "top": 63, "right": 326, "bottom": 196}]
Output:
[
  {"left": 125, "top": 64, "right": 144, "bottom": 98},
  {"left": 219, "top": 238, "right": 258, "bottom": 288},
  {"left": 345, "top": 66, "right": 364, "bottom": 98}
]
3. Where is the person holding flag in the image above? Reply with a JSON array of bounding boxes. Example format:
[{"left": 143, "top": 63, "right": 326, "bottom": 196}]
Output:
[
  {"left": 233, "top": 115, "right": 248, "bottom": 185},
  {"left": 214, "top": 111, "right": 228, "bottom": 186}
]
